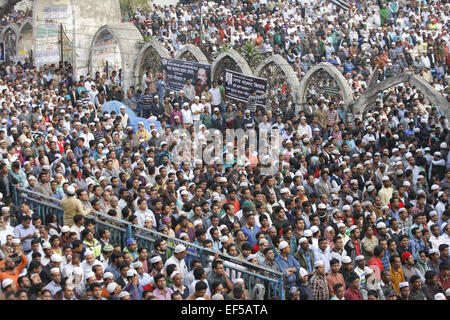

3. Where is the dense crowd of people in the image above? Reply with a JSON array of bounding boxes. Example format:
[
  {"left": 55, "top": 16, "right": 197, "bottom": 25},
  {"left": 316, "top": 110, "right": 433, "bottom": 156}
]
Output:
[
  {"left": 0, "top": 0, "right": 449, "bottom": 301},
  {"left": 0, "top": 7, "right": 31, "bottom": 29},
  {"left": 130, "top": 0, "right": 449, "bottom": 102}
]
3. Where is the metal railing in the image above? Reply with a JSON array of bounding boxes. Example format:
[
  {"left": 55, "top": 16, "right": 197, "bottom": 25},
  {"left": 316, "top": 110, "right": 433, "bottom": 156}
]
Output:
[{"left": 13, "top": 186, "right": 285, "bottom": 299}]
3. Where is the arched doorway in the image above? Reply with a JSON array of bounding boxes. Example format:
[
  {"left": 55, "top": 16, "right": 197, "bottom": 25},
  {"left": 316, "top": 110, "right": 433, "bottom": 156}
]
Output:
[
  {"left": 89, "top": 23, "right": 142, "bottom": 90},
  {"left": 175, "top": 45, "right": 209, "bottom": 64},
  {"left": 16, "top": 19, "right": 33, "bottom": 64},
  {"left": 353, "top": 73, "right": 450, "bottom": 119},
  {"left": 211, "top": 48, "right": 252, "bottom": 84},
  {"left": 133, "top": 40, "right": 170, "bottom": 90}
]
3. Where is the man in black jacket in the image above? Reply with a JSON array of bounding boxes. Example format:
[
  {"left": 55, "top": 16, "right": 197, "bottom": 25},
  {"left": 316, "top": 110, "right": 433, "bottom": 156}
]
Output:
[
  {"left": 211, "top": 108, "right": 226, "bottom": 132},
  {"left": 344, "top": 225, "right": 362, "bottom": 261},
  {"left": 0, "top": 162, "right": 18, "bottom": 203},
  {"left": 233, "top": 109, "right": 245, "bottom": 130},
  {"left": 40, "top": 253, "right": 63, "bottom": 285}
]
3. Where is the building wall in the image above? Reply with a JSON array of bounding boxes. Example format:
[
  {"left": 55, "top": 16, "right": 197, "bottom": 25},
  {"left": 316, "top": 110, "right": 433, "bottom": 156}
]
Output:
[{"left": 32, "top": 0, "right": 121, "bottom": 78}]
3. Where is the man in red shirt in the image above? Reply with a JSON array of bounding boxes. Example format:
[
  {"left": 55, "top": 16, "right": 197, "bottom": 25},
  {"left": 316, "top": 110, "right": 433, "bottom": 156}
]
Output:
[
  {"left": 368, "top": 245, "right": 385, "bottom": 278},
  {"left": 344, "top": 274, "right": 363, "bottom": 300},
  {"left": 327, "top": 259, "right": 346, "bottom": 297}
]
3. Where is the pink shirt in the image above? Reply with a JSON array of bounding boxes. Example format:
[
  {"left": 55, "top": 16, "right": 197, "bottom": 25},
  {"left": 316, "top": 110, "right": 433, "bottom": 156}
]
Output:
[{"left": 152, "top": 287, "right": 174, "bottom": 300}]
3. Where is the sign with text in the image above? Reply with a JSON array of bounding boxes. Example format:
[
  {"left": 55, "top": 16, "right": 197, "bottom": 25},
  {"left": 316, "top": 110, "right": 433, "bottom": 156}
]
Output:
[
  {"left": 161, "top": 58, "right": 211, "bottom": 92},
  {"left": 224, "top": 69, "right": 267, "bottom": 106}
]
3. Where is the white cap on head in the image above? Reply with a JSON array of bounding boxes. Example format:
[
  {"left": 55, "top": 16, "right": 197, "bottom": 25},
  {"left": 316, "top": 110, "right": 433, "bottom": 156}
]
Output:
[
  {"left": 428, "top": 248, "right": 439, "bottom": 255},
  {"left": 107, "top": 282, "right": 118, "bottom": 293},
  {"left": 365, "top": 267, "right": 374, "bottom": 275},
  {"left": 434, "top": 293, "right": 447, "bottom": 300},
  {"left": 61, "top": 226, "right": 70, "bottom": 233},
  {"left": 170, "top": 271, "right": 180, "bottom": 280},
  {"left": 376, "top": 222, "right": 386, "bottom": 229},
  {"left": 84, "top": 249, "right": 94, "bottom": 257},
  {"left": 232, "top": 278, "right": 244, "bottom": 285},
  {"left": 50, "top": 254, "right": 62, "bottom": 263},
  {"left": 342, "top": 256, "right": 352, "bottom": 264},
  {"left": 2, "top": 278, "right": 13, "bottom": 288},
  {"left": 11, "top": 238, "right": 20, "bottom": 244},
  {"left": 119, "top": 291, "right": 130, "bottom": 298},
  {"left": 126, "top": 269, "right": 137, "bottom": 277},
  {"left": 399, "top": 281, "right": 409, "bottom": 289},
  {"left": 298, "top": 237, "right": 308, "bottom": 244},
  {"left": 310, "top": 226, "right": 319, "bottom": 233},
  {"left": 174, "top": 244, "right": 186, "bottom": 253},
  {"left": 103, "top": 272, "right": 114, "bottom": 279},
  {"left": 429, "top": 211, "right": 438, "bottom": 217},
  {"left": 150, "top": 256, "right": 162, "bottom": 264},
  {"left": 50, "top": 267, "right": 60, "bottom": 274},
  {"left": 42, "top": 242, "right": 51, "bottom": 250},
  {"left": 279, "top": 241, "right": 289, "bottom": 250},
  {"left": 67, "top": 186, "right": 75, "bottom": 195},
  {"left": 299, "top": 268, "right": 308, "bottom": 278},
  {"left": 355, "top": 255, "right": 364, "bottom": 262},
  {"left": 314, "top": 260, "right": 324, "bottom": 268},
  {"left": 304, "top": 230, "right": 313, "bottom": 237},
  {"left": 193, "top": 220, "right": 202, "bottom": 227},
  {"left": 431, "top": 184, "right": 439, "bottom": 191}
]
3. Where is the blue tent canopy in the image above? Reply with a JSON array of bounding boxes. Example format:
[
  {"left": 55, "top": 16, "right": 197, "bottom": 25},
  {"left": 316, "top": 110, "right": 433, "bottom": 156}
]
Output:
[
  {"left": 102, "top": 100, "right": 137, "bottom": 118},
  {"left": 129, "top": 117, "right": 161, "bottom": 133}
]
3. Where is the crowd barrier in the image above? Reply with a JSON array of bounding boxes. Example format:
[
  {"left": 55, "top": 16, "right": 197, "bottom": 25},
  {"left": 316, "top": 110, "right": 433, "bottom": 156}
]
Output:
[{"left": 12, "top": 186, "right": 285, "bottom": 299}]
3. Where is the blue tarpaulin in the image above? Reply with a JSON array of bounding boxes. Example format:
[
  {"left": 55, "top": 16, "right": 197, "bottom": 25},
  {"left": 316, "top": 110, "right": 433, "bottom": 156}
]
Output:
[
  {"left": 129, "top": 117, "right": 161, "bottom": 133},
  {"left": 102, "top": 100, "right": 137, "bottom": 118}
]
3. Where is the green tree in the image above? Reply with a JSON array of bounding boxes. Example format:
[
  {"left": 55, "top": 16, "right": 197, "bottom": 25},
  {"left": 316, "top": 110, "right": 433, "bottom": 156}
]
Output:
[{"left": 238, "top": 42, "right": 263, "bottom": 71}]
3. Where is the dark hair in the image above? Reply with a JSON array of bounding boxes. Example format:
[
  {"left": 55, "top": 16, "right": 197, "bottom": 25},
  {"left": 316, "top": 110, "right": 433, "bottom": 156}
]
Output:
[
  {"left": 333, "top": 283, "right": 343, "bottom": 292},
  {"left": 389, "top": 255, "right": 400, "bottom": 264},
  {"left": 348, "top": 274, "right": 360, "bottom": 283},
  {"left": 211, "top": 281, "right": 223, "bottom": 292},
  {"left": 409, "top": 275, "right": 421, "bottom": 283},
  {"left": 154, "top": 273, "right": 165, "bottom": 283},
  {"left": 119, "top": 263, "right": 130, "bottom": 271},
  {"left": 374, "top": 245, "right": 384, "bottom": 257},
  {"left": 233, "top": 285, "right": 243, "bottom": 299},
  {"left": 425, "top": 270, "right": 436, "bottom": 280},
  {"left": 367, "top": 290, "right": 378, "bottom": 298},
  {"left": 193, "top": 267, "right": 205, "bottom": 280},
  {"left": 195, "top": 280, "right": 207, "bottom": 292},
  {"left": 329, "top": 258, "right": 339, "bottom": 266},
  {"left": 212, "top": 260, "right": 223, "bottom": 269}
]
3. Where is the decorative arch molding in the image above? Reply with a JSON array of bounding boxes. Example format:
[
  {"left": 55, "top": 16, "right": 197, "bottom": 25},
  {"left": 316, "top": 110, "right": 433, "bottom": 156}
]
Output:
[
  {"left": 1, "top": 23, "right": 19, "bottom": 39},
  {"left": 175, "top": 45, "right": 208, "bottom": 64},
  {"left": 298, "top": 62, "right": 354, "bottom": 108},
  {"left": 16, "top": 19, "right": 33, "bottom": 57},
  {"left": 133, "top": 39, "right": 170, "bottom": 89},
  {"left": 211, "top": 48, "right": 252, "bottom": 82},
  {"left": 1, "top": 23, "right": 19, "bottom": 61},
  {"left": 254, "top": 54, "right": 301, "bottom": 103},
  {"left": 353, "top": 73, "right": 450, "bottom": 119},
  {"left": 89, "top": 24, "right": 142, "bottom": 90},
  {"left": 18, "top": 19, "right": 32, "bottom": 36}
]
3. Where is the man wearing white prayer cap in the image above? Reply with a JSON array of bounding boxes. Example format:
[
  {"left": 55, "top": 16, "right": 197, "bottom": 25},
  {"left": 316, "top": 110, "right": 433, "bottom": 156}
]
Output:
[
  {"left": 274, "top": 240, "right": 300, "bottom": 290},
  {"left": 309, "top": 260, "right": 329, "bottom": 299},
  {"left": 163, "top": 244, "right": 188, "bottom": 277}
]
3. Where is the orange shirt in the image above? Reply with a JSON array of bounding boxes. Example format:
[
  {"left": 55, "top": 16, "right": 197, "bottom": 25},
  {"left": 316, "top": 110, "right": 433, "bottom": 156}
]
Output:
[{"left": 0, "top": 255, "right": 28, "bottom": 288}]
